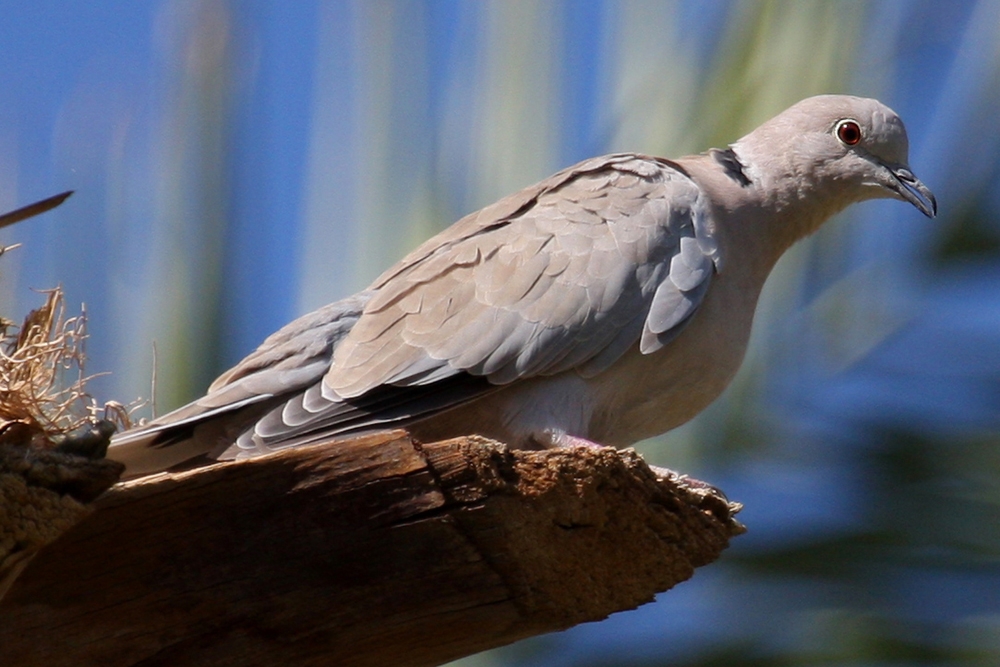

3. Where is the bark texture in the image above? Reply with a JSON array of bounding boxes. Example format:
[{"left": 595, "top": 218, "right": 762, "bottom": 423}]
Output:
[{"left": 0, "top": 432, "right": 743, "bottom": 667}]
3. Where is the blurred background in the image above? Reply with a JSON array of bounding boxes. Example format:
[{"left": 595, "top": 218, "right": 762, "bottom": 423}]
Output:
[{"left": 1, "top": 0, "right": 999, "bottom": 664}]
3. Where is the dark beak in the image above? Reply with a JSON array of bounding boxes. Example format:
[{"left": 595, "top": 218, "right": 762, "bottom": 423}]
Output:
[{"left": 889, "top": 167, "right": 936, "bottom": 218}]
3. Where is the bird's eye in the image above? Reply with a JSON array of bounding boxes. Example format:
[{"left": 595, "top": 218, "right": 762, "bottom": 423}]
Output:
[{"left": 836, "top": 120, "right": 862, "bottom": 146}]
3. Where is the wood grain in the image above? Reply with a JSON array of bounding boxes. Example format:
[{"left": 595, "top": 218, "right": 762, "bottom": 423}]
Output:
[{"left": 0, "top": 432, "right": 743, "bottom": 667}]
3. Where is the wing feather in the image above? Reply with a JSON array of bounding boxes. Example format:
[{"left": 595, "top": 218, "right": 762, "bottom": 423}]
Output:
[
  {"left": 327, "top": 153, "right": 721, "bottom": 401},
  {"left": 111, "top": 153, "right": 723, "bottom": 471}
]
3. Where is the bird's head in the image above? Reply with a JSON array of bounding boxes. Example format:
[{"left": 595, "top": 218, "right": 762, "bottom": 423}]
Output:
[{"left": 731, "top": 95, "right": 936, "bottom": 235}]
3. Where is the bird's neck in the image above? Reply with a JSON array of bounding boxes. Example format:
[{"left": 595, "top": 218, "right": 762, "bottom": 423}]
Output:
[
  {"left": 754, "top": 178, "right": 851, "bottom": 255},
  {"left": 732, "top": 139, "right": 855, "bottom": 244},
  {"left": 684, "top": 149, "right": 852, "bottom": 281}
]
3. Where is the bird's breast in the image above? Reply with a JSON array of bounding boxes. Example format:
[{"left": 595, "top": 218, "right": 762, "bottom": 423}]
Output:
[{"left": 586, "top": 267, "right": 762, "bottom": 446}]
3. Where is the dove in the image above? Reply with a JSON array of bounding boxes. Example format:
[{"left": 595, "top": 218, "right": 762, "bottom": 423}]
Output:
[{"left": 108, "top": 95, "right": 936, "bottom": 478}]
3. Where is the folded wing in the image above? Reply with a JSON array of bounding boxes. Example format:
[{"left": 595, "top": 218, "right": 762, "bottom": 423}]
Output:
[{"left": 109, "top": 153, "right": 722, "bottom": 474}]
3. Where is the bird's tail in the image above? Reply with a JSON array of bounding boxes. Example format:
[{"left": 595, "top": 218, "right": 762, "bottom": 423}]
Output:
[{"left": 108, "top": 428, "right": 215, "bottom": 479}]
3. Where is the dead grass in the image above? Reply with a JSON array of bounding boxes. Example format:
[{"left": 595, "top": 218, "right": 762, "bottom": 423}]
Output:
[{"left": 0, "top": 251, "right": 132, "bottom": 449}]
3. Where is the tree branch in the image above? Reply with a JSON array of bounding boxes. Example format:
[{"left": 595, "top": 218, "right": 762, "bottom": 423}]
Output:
[{"left": 0, "top": 432, "right": 743, "bottom": 667}]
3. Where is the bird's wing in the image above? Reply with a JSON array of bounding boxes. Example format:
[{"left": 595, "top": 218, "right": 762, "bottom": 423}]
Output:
[
  {"left": 109, "top": 292, "right": 373, "bottom": 450},
  {"left": 334, "top": 153, "right": 720, "bottom": 392},
  {"left": 111, "top": 153, "right": 722, "bottom": 469},
  {"left": 240, "top": 153, "right": 721, "bottom": 451},
  {"left": 109, "top": 290, "right": 482, "bottom": 474}
]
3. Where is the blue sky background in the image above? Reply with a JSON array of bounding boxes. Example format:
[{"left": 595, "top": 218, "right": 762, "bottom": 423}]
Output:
[{"left": 3, "top": 1, "right": 1000, "bottom": 665}]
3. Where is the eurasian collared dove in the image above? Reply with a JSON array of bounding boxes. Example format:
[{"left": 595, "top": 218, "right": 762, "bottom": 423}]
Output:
[{"left": 108, "top": 95, "right": 936, "bottom": 478}]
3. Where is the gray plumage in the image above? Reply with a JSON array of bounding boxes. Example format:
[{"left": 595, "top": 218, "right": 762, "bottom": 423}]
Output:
[{"left": 109, "top": 95, "right": 936, "bottom": 478}]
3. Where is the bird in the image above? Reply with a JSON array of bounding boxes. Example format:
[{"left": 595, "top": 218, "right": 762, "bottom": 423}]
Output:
[{"left": 108, "top": 95, "right": 936, "bottom": 478}]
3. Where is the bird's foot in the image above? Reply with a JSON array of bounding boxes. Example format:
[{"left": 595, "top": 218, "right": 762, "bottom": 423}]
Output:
[
  {"left": 529, "top": 430, "right": 723, "bottom": 492},
  {"left": 531, "top": 430, "right": 610, "bottom": 451}
]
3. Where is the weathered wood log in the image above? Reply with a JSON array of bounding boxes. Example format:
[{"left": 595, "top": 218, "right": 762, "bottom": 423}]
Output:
[
  {"left": 0, "top": 431, "right": 743, "bottom": 667},
  {"left": 0, "top": 435, "right": 123, "bottom": 601}
]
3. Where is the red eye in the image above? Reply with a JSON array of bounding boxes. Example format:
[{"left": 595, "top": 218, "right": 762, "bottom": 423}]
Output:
[{"left": 837, "top": 120, "right": 862, "bottom": 145}]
